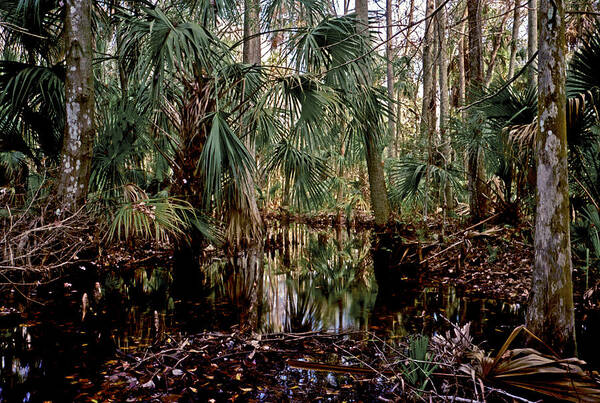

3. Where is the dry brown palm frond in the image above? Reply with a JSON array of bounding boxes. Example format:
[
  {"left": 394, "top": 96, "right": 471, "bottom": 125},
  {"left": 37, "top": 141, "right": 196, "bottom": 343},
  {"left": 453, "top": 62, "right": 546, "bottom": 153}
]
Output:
[
  {"left": 567, "top": 91, "right": 588, "bottom": 129},
  {"left": 461, "top": 325, "right": 600, "bottom": 402},
  {"left": 504, "top": 91, "right": 592, "bottom": 161},
  {"left": 431, "top": 322, "right": 473, "bottom": 365},
  {"left": 505, "top": 122, "right": 537, "bottom": 160}
]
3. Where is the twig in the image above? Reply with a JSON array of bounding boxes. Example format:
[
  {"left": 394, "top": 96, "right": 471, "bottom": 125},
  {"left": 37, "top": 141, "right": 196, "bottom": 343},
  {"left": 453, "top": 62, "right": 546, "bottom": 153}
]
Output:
[
  {"left": 420, "top": 240, "right": 463, "bottom": 264},
  {"left": 485, "top": 386, "right": 541, "bottom": 403}
]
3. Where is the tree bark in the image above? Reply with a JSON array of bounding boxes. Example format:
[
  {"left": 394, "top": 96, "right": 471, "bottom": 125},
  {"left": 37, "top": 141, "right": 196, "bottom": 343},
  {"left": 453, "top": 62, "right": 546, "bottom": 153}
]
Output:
[
  {"left": 243, "top": 0, "right": 261, "bottom": 65},
  {"left": 466, "top": 0, "right": 489, "bottom": 221},
  {"left": 421, "top": 0, "right": 436, "bottom": 219},
  {"left": 56, "top": 0, "right": 94, "bottom": 213},
  {"left": 238, "top": 0, "right": 263, "bottom": 244},
  {"left": 420, "top": 0, "right": 435, "bottom": 141},
  {"left": 385, "top": 0, "right": 395, "bottom": 158},
  {"left": 356, "top": 0, "right": 391, "bottom": 226},
  {"left": 525, "top": 0, "right": 576, "bottom": 357},
  {"left": 458, "top": 5, "right": 467, "bottom": 110},
  {"left": 527, "top": 0, "right": 538, "bottom": 82},
  {"left": 508, "top": 0, "right": 521, "bottom": 78},
  {"left": 436, "top": 0, "right": 453, "bottom": 211}
]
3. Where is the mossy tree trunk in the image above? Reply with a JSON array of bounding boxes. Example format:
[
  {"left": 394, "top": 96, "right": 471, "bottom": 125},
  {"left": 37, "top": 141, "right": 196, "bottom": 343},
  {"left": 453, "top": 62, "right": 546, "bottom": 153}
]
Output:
[
  {"left": 421, "top": 0, "right": 436, "bottom": 219},
  {"left": 385, "top": 0, "right": 395, "bottom": 159},
  {"left": 56, "top": 0, "right": 94, "bottom": 213},
  {"left": 525, "top": 0, "right": 576, "bottom": 357},
  {"left": 356, "top": 0, "right": 391, "bottom": 227}
]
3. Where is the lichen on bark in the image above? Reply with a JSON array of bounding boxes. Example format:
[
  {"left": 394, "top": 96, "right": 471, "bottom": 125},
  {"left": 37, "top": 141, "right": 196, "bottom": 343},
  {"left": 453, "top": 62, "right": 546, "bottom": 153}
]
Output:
[
  {"left": 525, "top": 0, "right": 576, "bottom": 357},
  {"left": 55, "top": 0, "right": 94, "bottom": 213}
]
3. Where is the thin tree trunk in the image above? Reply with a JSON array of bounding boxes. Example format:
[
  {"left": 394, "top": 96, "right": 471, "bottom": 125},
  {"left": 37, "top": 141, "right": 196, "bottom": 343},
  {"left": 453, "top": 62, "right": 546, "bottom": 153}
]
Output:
[
  {"left": 527, "top": 0, "right": 538, "bottom": 82},
  {"left": 526, "top": 0, "right": 575, "bottom": 357},
  {"left": 404, "top": 0, "right": 415, "bottom": 54},
  {"left": 235, "top": 0, "right": 263, "bottom": 245},
  {"left": 356, "top": 0, "right": 391, "bottom": 226},
  {"left": 458, "top": 5, "right": 467, "bottom": 110},
  {"left": 56, "top": 0, "right": 94, "bottom": 213},
  {"left": 421, "top": 0, "right": 436, "bottom": 220},
  {"left": 508, "top": 0, "right": 521, "bottom": 78},
  {"left": 466, "top": 0, "right": 489, "bottom": 221},
  {"left": 436, "top": 0, "right": 453, "bottom": 212},
  {"left": 395, "top": 85, "right": 402, "bottom": 155},
  {"left": 386, "top": 0, "right": 395, "bottom": 159},
  {"left": 484, "top": 11, "right": 510, "bottom": 86}
]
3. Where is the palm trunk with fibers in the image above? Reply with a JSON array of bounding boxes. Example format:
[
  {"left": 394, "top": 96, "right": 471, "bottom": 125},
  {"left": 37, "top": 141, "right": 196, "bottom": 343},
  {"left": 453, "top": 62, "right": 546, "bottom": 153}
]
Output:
[
  {"left": 466, "top": 0, "right": 489, "bottom": 221},
  {"left": 527, "top": 0, "right": 538, "bottom": 83},
  {"left": 421, "top": 0, "right": 436, "bottom": 220},
  {"left": 56, "top": 0, "right": 94, "bottom": 213},
  {"left": 525, "top": 0, "right": 576, "bottom": 357},
  {"left": 508, "top": 0, "right": 521, "bottom": 78},
  {"left": 356, "top": 0, "right": 391, "bottom": 226},
  {"left": 385, "top": 0, "right": 395, "bottom": 159}
]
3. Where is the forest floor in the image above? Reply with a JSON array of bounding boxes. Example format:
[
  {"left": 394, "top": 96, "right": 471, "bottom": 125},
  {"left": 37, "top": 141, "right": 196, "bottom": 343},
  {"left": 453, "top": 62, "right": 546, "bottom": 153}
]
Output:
[
  {"left": 81, "top": 215, "right": 600, "bottom": 402},
  {"left": 86, "top": 328, "right": 537, "bottom": 402},
  {"left": 3, "top": 213, "right": 600, "bottom": 402}
]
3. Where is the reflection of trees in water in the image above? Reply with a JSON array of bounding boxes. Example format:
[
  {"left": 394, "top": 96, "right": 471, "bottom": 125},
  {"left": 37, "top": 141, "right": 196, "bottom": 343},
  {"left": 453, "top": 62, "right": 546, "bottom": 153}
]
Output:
[
  {"left": 201, "top": 224, "right": 377, "bottom": 333},
  {"left": 199, "top": 225, "right": 524, "bottom": 341},
  {"left": 101, "top": 267, "right": 175, "bottom": 348}
]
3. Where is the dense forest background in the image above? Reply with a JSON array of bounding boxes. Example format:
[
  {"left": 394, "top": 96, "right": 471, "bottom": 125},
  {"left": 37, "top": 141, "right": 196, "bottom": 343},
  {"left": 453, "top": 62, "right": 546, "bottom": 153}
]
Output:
[
  {"left": 2, "top": 0, "right": 599, "bottom": 241},
  {"left": 4, "top": 0, "right": 600, "bottom": 400}
]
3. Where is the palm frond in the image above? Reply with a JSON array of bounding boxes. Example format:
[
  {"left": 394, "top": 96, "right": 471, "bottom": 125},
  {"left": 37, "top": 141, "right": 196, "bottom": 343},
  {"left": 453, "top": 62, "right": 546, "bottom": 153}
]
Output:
[
  {"left": 198, "top": 112, "right": 255, "bottom": 207},
  {"left": 265, "top": 140, "right": 331, "bottom": 209}
]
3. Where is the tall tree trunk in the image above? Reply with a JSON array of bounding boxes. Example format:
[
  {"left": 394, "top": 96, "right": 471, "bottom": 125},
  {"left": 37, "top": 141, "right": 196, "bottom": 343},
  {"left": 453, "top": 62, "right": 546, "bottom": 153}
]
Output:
[
  {"left": 527, "top": 0, "right": 538, "bottom": 82},
  {"left": 386, "top": 0, "right": 395, "bottom": 159},
  {"left": 458, "top": 5, "right": 467, "bottom": 110},
  {"left": 237, "top": 0, "right": 263, "bottom": 245},
  {"left": 356, "top": 0, "right": 391, "bottom": 226},
  {"left": 466, "top": 0, "right": 489, "bottom": 221},
  {"left": 56, "top": 0, "right": 94, "bottom": 213},
  {"left": 526, "top": 0, "right": 576, "bottom": 356},
  {"left": 508, "top": 0, "right": 521, "bottom": 78},
  {"left": 404, "top": 0, "right": 415, "bottom": 54},
  {"left": 243, "top": 0, "right": 261, "bottom": 65},
  {"left": 421, "top": 0, "right": 436, "bottom": 219},
  {"left": 436, "top": 0, "right": 453, "bottom": 212}
]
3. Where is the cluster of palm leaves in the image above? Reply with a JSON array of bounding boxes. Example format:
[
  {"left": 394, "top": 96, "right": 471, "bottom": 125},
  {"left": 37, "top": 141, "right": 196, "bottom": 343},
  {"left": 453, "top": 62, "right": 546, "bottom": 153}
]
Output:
[
  {"left": 459, "top": 24, "right": 600, "bottom": 271},
  {"left": 0, "top": 0, "right": 393, "bottom": 244}
]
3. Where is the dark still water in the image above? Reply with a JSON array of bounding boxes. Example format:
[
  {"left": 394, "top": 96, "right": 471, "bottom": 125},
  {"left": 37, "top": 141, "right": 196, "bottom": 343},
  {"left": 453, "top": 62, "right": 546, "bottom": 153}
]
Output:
[{"left": 0, "top": 224, "right": 590, "bottom": 401}]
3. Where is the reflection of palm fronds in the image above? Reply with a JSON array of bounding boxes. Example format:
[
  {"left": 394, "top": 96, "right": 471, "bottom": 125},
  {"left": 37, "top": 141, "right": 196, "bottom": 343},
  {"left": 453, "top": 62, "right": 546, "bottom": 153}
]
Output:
[{"left": 285, "top": 279, "right": 321, "bottom": 332}]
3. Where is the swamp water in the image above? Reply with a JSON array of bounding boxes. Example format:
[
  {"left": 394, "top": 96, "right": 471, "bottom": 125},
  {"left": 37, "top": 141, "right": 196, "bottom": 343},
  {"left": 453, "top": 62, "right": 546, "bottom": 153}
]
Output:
[{"left": 0, "top": 224, "right": 593, "bottom": 401}]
